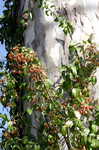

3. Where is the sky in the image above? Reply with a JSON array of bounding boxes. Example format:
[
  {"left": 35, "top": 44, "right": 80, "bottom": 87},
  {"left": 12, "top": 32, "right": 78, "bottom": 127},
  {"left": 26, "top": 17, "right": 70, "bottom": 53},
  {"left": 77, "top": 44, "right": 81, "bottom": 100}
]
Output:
[
  {"left": 0, "top": 0, "right": 7, "bottom": 62},
  {"left": 0, "top": 0, "right": 9, "bottom": 141}
]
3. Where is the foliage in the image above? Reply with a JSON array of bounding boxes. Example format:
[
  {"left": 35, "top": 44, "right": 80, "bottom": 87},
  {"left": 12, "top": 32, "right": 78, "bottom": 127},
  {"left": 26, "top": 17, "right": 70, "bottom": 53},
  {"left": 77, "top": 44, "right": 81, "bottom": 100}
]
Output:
[
  {"left": 0, "top": 46, "right": 47, "bottom": 149},
  {"left": 0, "top": 0, "right": 74, "bottom": 52},
  {"left": 0, "top": 0, "right": 23, "bottom": 51},
  {"left": 58, "top": 42, "right": 99, "bottom": 150},
  {"left": 0, "top": 43, "right": 99, "bottom": 150},
  {"left": 41, "top": 0, "right": 74, "bottom": 35},
  {"left": 0, "top": 0, "right": 99, "bottom": 150}
]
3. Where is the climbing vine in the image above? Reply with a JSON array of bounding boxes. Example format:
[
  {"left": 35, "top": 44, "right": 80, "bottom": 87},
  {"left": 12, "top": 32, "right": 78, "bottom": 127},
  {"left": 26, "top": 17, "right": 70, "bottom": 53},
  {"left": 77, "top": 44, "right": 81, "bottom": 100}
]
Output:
[
  {"left": 0, "top": 43, "right": 99, "bottom": 150},
  {"left": 41, "top": 0, "right": 74, "bottom": 35},
  {"left": 0, "top": 0, "right": 99, "bottom": 150}
]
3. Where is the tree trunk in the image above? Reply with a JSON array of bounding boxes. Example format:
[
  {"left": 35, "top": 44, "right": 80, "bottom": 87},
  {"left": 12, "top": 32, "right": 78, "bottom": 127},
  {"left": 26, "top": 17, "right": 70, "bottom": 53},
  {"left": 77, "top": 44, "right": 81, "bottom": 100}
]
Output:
[{"left": 19, "top": 0, "right": 99, "bottom": 149}]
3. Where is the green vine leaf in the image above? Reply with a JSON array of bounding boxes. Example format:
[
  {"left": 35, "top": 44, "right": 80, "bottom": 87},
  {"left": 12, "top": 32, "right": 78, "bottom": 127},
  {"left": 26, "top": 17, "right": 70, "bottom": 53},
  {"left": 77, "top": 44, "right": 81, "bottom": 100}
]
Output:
[{"left": 26, "top": 108, "right": 33, "bottom": 115}]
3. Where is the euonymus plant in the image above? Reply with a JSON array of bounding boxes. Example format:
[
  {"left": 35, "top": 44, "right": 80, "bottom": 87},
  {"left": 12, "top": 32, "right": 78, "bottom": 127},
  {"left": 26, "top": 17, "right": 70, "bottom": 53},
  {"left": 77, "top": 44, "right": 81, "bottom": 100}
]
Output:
[
  {"left": 0, "top": 0, "right": 99, "bottom": 150},
  {"left": 0, "top": 42, "right": 99, "bottom": 150}
]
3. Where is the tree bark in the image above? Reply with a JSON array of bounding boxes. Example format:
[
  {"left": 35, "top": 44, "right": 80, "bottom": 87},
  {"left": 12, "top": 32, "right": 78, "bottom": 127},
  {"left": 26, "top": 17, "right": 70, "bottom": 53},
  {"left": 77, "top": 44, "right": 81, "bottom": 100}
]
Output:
[{"left": 19, "top": 0, "right": 69, "bottom": 82}]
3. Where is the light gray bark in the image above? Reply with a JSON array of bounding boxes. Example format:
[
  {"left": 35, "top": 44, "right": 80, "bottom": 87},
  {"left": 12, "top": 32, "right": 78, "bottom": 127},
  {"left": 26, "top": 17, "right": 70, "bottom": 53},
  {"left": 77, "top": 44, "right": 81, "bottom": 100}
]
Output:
[
  {"left": 19, "top": 0, "right": 99, "bottom": 149},
  {"left": 20, "top": 0, "right": 69, "bottom": 82}
]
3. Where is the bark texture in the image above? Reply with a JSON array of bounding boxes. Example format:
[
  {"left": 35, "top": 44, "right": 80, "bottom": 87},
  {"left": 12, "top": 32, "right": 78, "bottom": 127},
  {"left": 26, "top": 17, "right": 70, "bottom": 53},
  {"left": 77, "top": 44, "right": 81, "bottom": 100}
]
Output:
[
  {"left": 19, "top": 0, "right": 99, "bottom": 149},
  {"left": 19, "top": 0, "right": 69, "bottom": 82}
]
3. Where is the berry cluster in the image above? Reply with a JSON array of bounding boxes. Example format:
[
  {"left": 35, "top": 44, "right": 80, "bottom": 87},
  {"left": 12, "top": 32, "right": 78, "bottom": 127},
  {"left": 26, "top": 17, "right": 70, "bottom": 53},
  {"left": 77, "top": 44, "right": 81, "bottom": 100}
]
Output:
[
  {"left": 73, "top": 98, "right": 94, "bottom": 115},
  {"left": 8, "top": 45, "right": 47, "bottom": 81},
  {"left": 85, "top": 44, "right": 99, "bottom": 66},
  {"left": 29, "top": 64, "right": 47, "bottom": 81},
  {"left": 79, "top": 105, "right": 94, "bottom": 115}
]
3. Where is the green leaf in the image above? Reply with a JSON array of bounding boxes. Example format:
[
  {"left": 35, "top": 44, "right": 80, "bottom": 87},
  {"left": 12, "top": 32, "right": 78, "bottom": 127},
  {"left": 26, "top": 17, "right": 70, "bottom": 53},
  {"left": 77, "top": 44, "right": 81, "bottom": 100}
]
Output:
[
  {"left": 83, "top": 136, "right": 88, "bottom": 144},
  {"left": 91, "top": 139, "right": 99, "bottom": 148},
  {"left": 13, "top": 145, "right": 21, "bottom": 150},
  {"left": 91, "top": 124, "right": 98, "bottom": 133},
  {"left": 61, "top": 125, "right": 67, "bottom": 136},
  {"left": 72, "top": 88, "right": 81, "bottom": 97},
  {"left": 0, "top": 114, "right": 9, "bottom": 121},
  {"left": 83, "top": 128, "right": 90, "bottom": 135},
  {"left": 26, "top": 108, "right": 33, "bottom": 115},
  {"left": 20, "top": 19, "right": 25, "bottom": 25},
  {"left": 34, "top": 144, "right": 40, "bottom": 150},
  {"left": 74, "top": 119, "right": 84, "bottom": 129},
  {"left": 91, "top": 76, "right": 97, "bottom": 85},
  {"left": 70, "top": 65, "right": 77, "bottom": 76},
  {"left": 29, "top": 12, "right": 33, "bottom": 20}
]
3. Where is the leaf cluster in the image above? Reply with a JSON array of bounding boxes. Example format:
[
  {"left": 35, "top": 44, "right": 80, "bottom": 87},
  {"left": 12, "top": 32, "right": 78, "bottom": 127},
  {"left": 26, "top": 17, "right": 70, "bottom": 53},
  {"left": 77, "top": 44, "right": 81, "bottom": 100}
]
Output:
[{"left": 0, "top": 42, "right": 99, "bottom": 150}]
